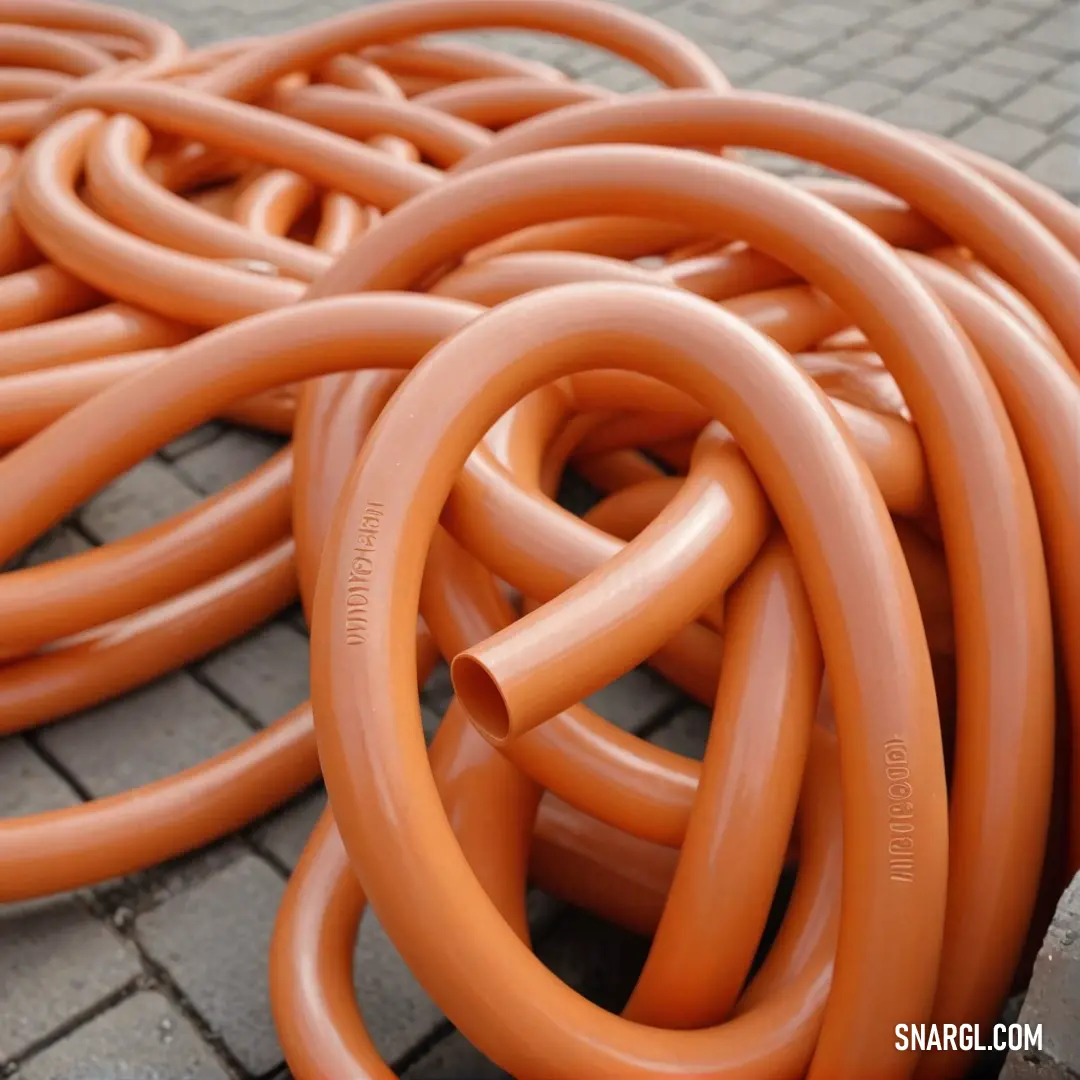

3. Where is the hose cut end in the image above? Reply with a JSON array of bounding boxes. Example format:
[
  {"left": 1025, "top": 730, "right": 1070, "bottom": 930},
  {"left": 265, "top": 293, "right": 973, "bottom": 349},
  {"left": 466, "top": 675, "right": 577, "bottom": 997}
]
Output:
[{"left": 452, "top": 651, "right": 512, "bottom": 743}]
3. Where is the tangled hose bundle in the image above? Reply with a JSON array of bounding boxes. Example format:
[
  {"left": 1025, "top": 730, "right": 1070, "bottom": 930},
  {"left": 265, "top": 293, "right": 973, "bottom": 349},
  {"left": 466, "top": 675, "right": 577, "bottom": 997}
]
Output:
[{"left": 1, "top": 0, "right": 1079, "bottom": 1077}]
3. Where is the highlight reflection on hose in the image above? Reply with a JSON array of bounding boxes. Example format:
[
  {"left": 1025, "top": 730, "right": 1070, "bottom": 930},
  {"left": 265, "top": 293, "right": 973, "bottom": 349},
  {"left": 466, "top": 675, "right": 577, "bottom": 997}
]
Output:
[{"left": 0, "top": 2, "right": 1077, "bottom": 1079}]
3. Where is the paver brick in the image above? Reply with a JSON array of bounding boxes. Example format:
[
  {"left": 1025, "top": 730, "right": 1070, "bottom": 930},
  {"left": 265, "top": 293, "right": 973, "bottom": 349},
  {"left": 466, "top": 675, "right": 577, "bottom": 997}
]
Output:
[
  {"left": 953, "top": 114, "right": 1050, "bottom": 164},
  {"left": 14, "top": 525, "right": 91, "bottom": 570},
  {"left": 806, "top": 27, "right": 908, "bottom": 73},
  {"left": 38, "top": 673, "right": 255, "bottom": 796},
  {"left": 198, "top": 620, "right": 311, "bottom": 725},
  {"left": 173, "top": 429, "right": 283, "bottom": 495},
  {"left": 1000, "top": 872, "right": 1080, "bottom": 1079},
  {"left": 422, "top": 662, "right": 455, "bottom": 718},
  {"left": 0, "top": 899, "right": 140, "bottom": 1062},
  {"left": 974, "top": 44, "right": 1067, "bottom": 77},
  {"left": 872, "top": 91, "right": 982, "bottom": 134},
  {"left": 240, "top": 809, "right": 451, "bottom": 1068},
  {"left": 1023, "top": 138, "right": 1080, "bottom": 195},
  {"left": 407, "top": 905, "right": 651, "bottom": 1078},
  {"left": 79, "top": 459, "right": 201, "bottom": 543},
  {"left": 1050, "top": 59, "right": 1080, "bottom": 90},
  {"left": 15, "top": 991, "right": 231, "bottom": 1080},
  {"left": 1004, "top": 0, "right": 1077, "bottom": 9},
  {"left": 403, "top": 1030, "right": 507, "bottom": 1080},
  {"left": 1017, "top": 9, "right": 1080, "bottom": 56},
  {"left": 883, "top": 0, "right": 967, "bottom": 33},
  {"left": 537, "top": 906, "right": 650, "bottom": 1012},
  {"left": 14, "top": 1, "right": 1080, "bottom": 1078},
  {"left": 0, "top": 738, "right": 78, "bottom": 817},
  {"left": 159, "top": 423, "right": 224, "bottom": 463},
  {"left": 135, "top": 854, "right": 286, "bottom": 1077},
  {"left": 585, "top": 666, "right": 682, "bottom": 734},
  {"left": 354, "top": 913, "right": 446, "bottom": 1067},
  {"left": 923, "top": 64, "right": 1028, "bottom": 105},
  {"left": 775, "top": 2, "right": 872, "bottom": 33},
  {"left": 932, "top": 11, "right": 1030, "bottom": 52},
  {"left": 747, "top": 63, "right": 832, "bottom": 96},
  {"left": 818, "top": 78, "right": 903, "bottom": 112},
  {"left": 255, "top": 788, "right": 327, "bottom": 871},
  {"left": 704, "top": 46, "right": 778, "bottom": 82},
  {"left": 582, "top": 60, "right": 653, "bottom": 93},
  {"left": 1002, "top": 83, "right": 1080, "bottom": 127},
  {"left": 871, "top": 50, "right": 952, "bottom": 87},
  {"left": 742, "top": 19, "right": 838, "bottom": 59},
  {"left": 648, "top": 702, "right": 711, "bottom": 759}
]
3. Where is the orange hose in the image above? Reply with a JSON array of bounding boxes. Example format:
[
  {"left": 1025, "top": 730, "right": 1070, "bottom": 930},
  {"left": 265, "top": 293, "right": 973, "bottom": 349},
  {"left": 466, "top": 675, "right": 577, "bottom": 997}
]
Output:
[{"left": 0, "top": 4, "right": 1077, "bottom": 1080}]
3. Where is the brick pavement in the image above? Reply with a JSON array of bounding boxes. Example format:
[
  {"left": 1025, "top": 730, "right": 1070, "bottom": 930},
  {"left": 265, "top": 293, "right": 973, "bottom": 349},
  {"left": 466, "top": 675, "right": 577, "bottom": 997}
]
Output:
[{"left": 3, "top": 0, "right": 1078, "bottom": 1076}]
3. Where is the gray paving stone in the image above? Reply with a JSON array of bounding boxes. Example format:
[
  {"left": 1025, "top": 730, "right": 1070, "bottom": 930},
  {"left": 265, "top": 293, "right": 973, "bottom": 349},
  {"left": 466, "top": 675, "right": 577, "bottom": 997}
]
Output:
[
  {"left": 883, "top": 0, "right": 966, "bottom": 33},
  {"left": 1023, "top": 139, "right": 1080, "bottom": 195},
  {"left": 923, "top": 64, "right": 1028, "bottom": 105},
  {"left": 254, "top": 788, "right": 326, "bottom": 871},
  {"left": 15, "top": 991, "right": 231, "bottom": 1080},
  {"left": 536, "top": 907, "right": 649, "bottom": 1012},
  {"left": 198, "top": 620, "right": 310, "bottom": 725},
  {"left": 422, "top": 662, "right": 455, "bottom": 718},
  {"left": 775, "top": 2, "right": 872, "bottom": 33},
  {"left": 402, "top": 1030, "right": 507, "bottom": 1080},
  {"left": 79, "top": 459, "right": 201, "bottom": 543},
  {"left": 173, "top": 429, "right": 283, "bottom": 495},
  {"left": 405, "top": 907, "right": 649, "bottom": 1078},
  {"left": 965, "top": 4, "right": 1045, "bottom": 34},
  {"left": 256, "top": 797, "right": 560, "bottom": 953},
  {"left": 702, "top": 46, "right": 778, "bottom": 82},
  {"left": 583, "top": 60, "right": 653, "bottom": 93},
  {"left": 743, "top": 19, "right": 838, "bottom": 59},
  {"left": 818, "top": 78, "right": 903, "bottom": 112},
  {"left": 932, "top": 10, "right": 1035, "bottom": 51},
  {"left": 1017, "top": 8, "right": 1080, "bottom": 56},
  {"left": 1003, "top": 83, "right": 1080, "bottom": 128},
  {"left": 872, "top": 91, "right": 982, "bottom": 134},
  {"left": 871, "top": 50, "right": 952, "bottom": 87},
  {"left": 739, "top": 148, "right": 808, "bottom": 176},
  {"left": 1051, "top": 59, "right": 1080, "bottom": 91},
  {"left": 0, "top": 738, "right": 78, "bottom": 816},
  {"left": 747, "top": 63, "right": 832, "bottom": 96},
  {"left": 1003, "top": 0, "right": 1077, "bottom": 9},
  {"left": 142, "top": 842, "right": 250, "bottom": 913},
  {"left": 648, "top": 702, "right": 710, "bottom": 760},
  {"left": 585, "top": 667, "right": 682, "bottom": 734},
  {"left": 975, "top": 43, "right": 1066, "bottom": 77},
  {"left": 136, "top": 855, "right": 285, "bottom": 1077},
  {"left": 553, "top": 45, "right": 614, "bottom": 80},
  {"left": 806, "top": 27, "right": 908, "bottom": 73},
  {"left": 16, "top": 2, "right": 1080, "bottom": 1079},
  {"left": 354, "top": 912, "right": 445, "bottom": 1066},
  {"left": 1001, "top": 872, "right": 1080, "bottom": 1079},
  {"left": 14, "top": 525, "right": 91, "bottom": 570},
  {"left": 661, "top": 4, "right": 744, "bottom": 46},
  {"left": 953, "top": 114, "right": 1050, "bottom": 164},
  {"left": 420, "top": 702, "right": 444, "bottom": 741},
  {"left": 38, "top": 674, "right": 254, "bottom": 797},
  {"left": 287, "top": 604, "right": 309, "bottom": 636},
  {"left": 0, "top": 898, "right": 140, "bottom": 1062},
  {"left": 159, "top": 423, "right": 224, "bottom": 463}
]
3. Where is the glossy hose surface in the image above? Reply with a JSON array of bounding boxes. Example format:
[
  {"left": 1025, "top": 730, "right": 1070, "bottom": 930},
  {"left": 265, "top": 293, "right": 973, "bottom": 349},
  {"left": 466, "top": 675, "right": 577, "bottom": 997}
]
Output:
[
  {"left": 312, "top": 280, "right": 949, "bottom": 1080},
  {"left": 1, "top": 4, "right": 1078, "bottom": 1080},
  {"left": 339, "top": 130, "right": 1054, "bottom": 1068}
]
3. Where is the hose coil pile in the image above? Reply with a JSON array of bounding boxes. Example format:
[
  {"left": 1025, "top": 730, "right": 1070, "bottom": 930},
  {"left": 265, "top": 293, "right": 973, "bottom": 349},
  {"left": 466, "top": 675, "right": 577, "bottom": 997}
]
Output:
[{"left": 1, "top": 2, "right": 1078, "bottom": 1078}]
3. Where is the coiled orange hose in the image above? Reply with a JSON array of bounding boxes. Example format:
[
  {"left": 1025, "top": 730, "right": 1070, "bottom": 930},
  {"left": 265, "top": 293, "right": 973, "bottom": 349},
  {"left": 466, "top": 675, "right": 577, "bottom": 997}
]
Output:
[{"left": 0, "top": 2, "right": 1077, "bottom": 1079}]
